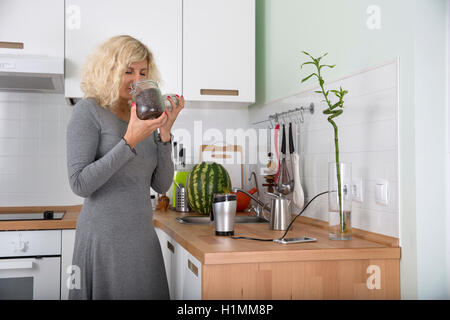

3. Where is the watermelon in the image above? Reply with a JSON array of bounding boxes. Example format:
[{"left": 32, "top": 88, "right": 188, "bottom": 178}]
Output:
[{"left": 186, "top": 162, "right": 232, "bottom": 215}]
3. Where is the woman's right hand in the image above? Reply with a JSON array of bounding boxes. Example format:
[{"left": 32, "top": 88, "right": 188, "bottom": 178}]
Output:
[{"left": 123, "top": 102, "right": 168, "bottom": 149}]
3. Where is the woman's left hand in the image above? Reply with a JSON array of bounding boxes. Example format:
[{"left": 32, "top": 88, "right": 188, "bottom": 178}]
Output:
[{"left": 159, "top": 95, "right": 185, "bottom": 142}]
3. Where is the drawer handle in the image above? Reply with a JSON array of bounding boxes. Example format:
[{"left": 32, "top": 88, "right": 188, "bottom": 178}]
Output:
[
  {"left": 187, "top": 259, "right": 198, "bottom": 277},
  {"left": 0, "top": 41, "right": 24, "bottom": 49},
  {"left": 167, "top": 241, "right": 175, "bottom": 254},
  {"left": 0, "top": 260, "right": 33, "bottom": 270},
  {"left": 200, "top": 89, "right": 239, "bottom": 96}
]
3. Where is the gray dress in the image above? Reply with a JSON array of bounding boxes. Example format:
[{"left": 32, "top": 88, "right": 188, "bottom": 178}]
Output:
[{"left": 66, "top": 98, "right": 173, "bottom": 300}]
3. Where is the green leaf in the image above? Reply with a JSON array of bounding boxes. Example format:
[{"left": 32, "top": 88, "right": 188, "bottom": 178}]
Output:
[
  {"left": 317, "top": 52, "right": 328, "bottom": 62},
  {"left": 319, "top": 64, "right": 336, "bottom": 71},
  {"left": 300, "top": 61, "right": 315, "bottom": 69},
  {"left": 301, "top": 73, "right": 317, "bottom": 83},
  {"left": 302, "top": 51, "right": 314, "bottom": 59}
]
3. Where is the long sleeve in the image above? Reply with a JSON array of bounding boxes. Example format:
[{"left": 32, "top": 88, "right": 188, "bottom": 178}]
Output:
[
  {"left": 150, "top": 135, "right": 174, "bottom": 194},
  {"left": 66, "top": 100, "right": 137, "bottom": 198}
]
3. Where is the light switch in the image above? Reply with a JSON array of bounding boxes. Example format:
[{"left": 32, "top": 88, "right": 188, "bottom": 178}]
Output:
[
  {"left": 352, "top": 178, "right": 364, "bottom": 203},
  {"left": 375, "top": 179, "right": 389, "bottom": 205}
]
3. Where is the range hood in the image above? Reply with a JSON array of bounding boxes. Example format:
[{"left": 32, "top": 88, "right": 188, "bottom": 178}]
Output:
[{"left": 0, "top": 54, "right": 64, "bottom": 93}]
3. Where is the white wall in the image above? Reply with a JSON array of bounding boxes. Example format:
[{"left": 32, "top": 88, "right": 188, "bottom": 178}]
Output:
[
  {"left": 447, "top": 0, "right": 450, "bottom": 299},
  {"left": 413, "top": 0, "right": 448, "bottom": 299},
  {"left": 254, "top": 0, "right": 449, "bottom": 299}
]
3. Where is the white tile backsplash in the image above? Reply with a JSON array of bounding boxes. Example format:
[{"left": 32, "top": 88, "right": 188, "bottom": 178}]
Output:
[
  {"left": 0, "top": 138, "right": 21, "bottom": 156},
  {"left": 0, "top": 92, "right": 81, "bottom": 206},
  {"left": 20, "top": 120, "right": 40, "bottom": 138},
  {"left": 0, "top": 120, "right": 20, "bottom": 138},
  {"left": 0, "top": 101, "right": 21, "bottom": 120},
  {"left": 250, "top": 60, "right": 399, "bottom": 237}
]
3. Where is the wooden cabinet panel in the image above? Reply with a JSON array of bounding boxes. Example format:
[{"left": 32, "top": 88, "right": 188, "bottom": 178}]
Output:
[{"left": 202, "top": 259, "right": 400, "bottom": 300}]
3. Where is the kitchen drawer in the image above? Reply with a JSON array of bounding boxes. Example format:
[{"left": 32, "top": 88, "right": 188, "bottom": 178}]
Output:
[{"left": 0, "top": 230, "right": 61, "bottom": 257}]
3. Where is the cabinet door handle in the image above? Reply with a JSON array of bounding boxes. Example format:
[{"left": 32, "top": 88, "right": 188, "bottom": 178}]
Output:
[
  {"left": 0, "top": 41, "right": 24, "bottom": 49},
  {"left": 167, "top": 241, "right": 175, "bottom": 254},
  {"left": 200, "top": 89, "right": 239, "bottom": 96},
  {"left": 187, "top": 259, "right": 198, "bottom": 277}
]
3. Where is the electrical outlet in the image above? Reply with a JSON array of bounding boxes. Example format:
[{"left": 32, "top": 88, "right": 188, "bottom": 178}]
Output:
[
  {"left": 352, "top": 178, "right": 364, "bottom": 202},
  {"left": 375, "top": 179, "right": 389, "bottom": 205}
]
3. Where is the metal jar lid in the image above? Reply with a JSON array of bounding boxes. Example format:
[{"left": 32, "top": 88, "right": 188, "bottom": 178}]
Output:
[{"left": 212, "top": 193, "right": 237, "bottom": 203}]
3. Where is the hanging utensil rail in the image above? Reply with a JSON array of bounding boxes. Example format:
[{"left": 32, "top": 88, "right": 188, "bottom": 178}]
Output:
[{"left": 251, "top": 102, "right": 315, "bottom": 127}]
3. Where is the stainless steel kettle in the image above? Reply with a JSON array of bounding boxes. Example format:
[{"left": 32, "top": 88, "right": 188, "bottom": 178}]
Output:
[
  {"left": 231, "top": 188, "right": 292, "bottom": 231},
  {"left": 263, "top": 192, "right": 291, "bottom": 231}
]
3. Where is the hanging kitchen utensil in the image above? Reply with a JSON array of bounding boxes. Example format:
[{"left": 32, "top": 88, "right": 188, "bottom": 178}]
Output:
[
  {"left": 173, "top": 141, "right": 178, "bottom": 167},
  {"left": 277, "top": 124, "right": 293, "bottom": 195},
  {"left": 274, "top": 123, "right": 281, "bottom": 183},
  {"left": 291, "top": 121, "right": 304, "bottom": 208},
  {"left": 179, "top": 145, "right": 185, "bottom": 168},
  {"left": 292, "top": 152, "right": 305, "bottom": 209},
  {"left": 279, "top": 124, "right": 287, "bottom": 186},
  {"left": 287, "top": 122, "right": 295, "bottom": 190}
]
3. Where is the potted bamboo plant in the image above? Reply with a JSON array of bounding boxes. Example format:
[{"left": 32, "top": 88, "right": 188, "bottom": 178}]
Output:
[{"left": 301, "top": 51, "right": 352, "bottom": 240}]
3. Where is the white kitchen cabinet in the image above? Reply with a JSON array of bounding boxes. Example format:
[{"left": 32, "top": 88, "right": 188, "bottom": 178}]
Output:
[
  {"left": 60, "top": 229, "right": 76, "bottom": 300},
  {"left": 0, "top": 0, "right": 64, "bottom": 57},
  {"left": 183, "top": 0, "right": 255, "bottom": 103},
  {"left": 65, "top": 0, "right": 182, "bottom": 98},
  {"left": 180, "top": 245, "right": 202, "bottom": 300},
  {"left": 155, "top": 227, "right": 175, "bottom": 299},
  {"left": 155, "top": 227, "right": 202, "bottom": 300}
]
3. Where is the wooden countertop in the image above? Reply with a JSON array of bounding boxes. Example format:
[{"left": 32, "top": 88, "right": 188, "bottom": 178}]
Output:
[
  {"left": 0, "top": 205, "right": 82, "bottom": 231},
  {"left": 153, "top": 209, "right": 401, "bottom": 265},
  {"left": 0, "top": 206, "right": 401, "bottom": 266}
]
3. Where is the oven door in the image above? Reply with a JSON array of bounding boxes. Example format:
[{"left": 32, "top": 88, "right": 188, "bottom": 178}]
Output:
[{"left": 0, "top": 257, "right": 61, "bottom": 300}]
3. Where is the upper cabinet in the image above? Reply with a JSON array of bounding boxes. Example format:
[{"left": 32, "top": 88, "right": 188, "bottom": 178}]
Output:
[
  {"left": 64, "top": 0, "right": 254, "bottom": 103},
  {"left": 183, "top": 0, "right": 255, "bottom": 103},
  {"left": 0, "top": 0, "right": 64, "bottom": 57},
  {"left": 65, "top": 0, "right": 182, "bottom": 99}
]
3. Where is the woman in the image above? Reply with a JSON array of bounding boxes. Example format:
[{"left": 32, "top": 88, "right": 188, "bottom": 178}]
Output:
[{"left": 66, "top": 35, "right": 184, "bottom": 299}]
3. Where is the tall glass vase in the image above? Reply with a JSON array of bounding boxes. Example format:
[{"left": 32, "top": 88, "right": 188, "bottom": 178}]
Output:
[{"left": 328, "top": 162, "right": 352, "bottom": 240}]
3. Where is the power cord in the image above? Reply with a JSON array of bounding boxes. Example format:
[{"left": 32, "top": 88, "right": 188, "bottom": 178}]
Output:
[{"left": 230, "top": 191, "right": 329, "bottom": 242}]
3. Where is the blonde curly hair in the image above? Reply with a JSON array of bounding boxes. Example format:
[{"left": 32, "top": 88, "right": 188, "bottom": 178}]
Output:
[{"left": 80, "top": 35, "right": 160, "bottom": 109}]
